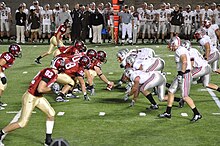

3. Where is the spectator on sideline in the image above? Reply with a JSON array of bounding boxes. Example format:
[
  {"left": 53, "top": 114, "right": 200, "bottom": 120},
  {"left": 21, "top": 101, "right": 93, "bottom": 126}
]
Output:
[
  {"left": 71, "top": 4, "right": 82, "bottom": 44},
  {"left": 170, "top": 4, "right": 183, "bottom": 38},
  {"left": 81, "top": 4, "right": 91, "bottom": 42},
  {"left": 15, "top": 6, "right": 26, "bottom": 44},
  {"left": 28, "top": 8, "right": 40, "bottom": 43}
]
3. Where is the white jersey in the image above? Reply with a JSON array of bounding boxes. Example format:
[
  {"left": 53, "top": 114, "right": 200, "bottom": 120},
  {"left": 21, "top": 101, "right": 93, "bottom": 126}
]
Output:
[
  {"left": 146, "top": 10, "right": 156, "bottom": 22},
  {"left": 136, "top": 48, "right": 155, "bottom": 59},
  {"left": 182, "top": 11, "right": 194, "bottom": 24},
  {"left": 199, "top": 35, "right": 218, "bottom": 54},
  {"left": 194, "top": 10, "right": 201, "bottom": 22},
  {"left": 213, "top": 9, "right": 220, "bottom": 25},
  {"left": 0, "top": 7, "right": 11, "bottom": 20},
  {"left": 175, "top": 46, "right": 191, "bottom": 71},
  {"left": 156, "top": 9, "right": 170, "bottom": 22},
  {"left": 189, "top": 48, "right": 208, "bottom": 68},
  {"left": 200, "top": 9, "right": 213, "bottom": 21},
  {"left": 203, "top": 24, "right": 219, "bottom": 46},
  {"left": 53, "top": 9, "right": 62, "bottom": 25},
  {"left": 133, "top": 58, "right": 158, "bottom": 71},
  {"left": 41, "top": 10, "right": 53, "bottom": 25},
  {"left": 137, "top": 8, "right": 147, "bottom": 21},
  {"left": 130, "top": 70, "right": 156, "bottom": 84}
]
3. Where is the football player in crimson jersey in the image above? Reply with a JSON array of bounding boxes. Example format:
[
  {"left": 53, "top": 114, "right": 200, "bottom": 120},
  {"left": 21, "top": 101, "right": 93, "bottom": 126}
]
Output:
[
  {"left": 86, "top": 49, "right": 114, "bottom": 91},
  {"left": 0, "top": 44, "right": 22, "bottom": 110},
  {"left": 0, "top": 57, "right": 65, "bottom": 146},
  {"left": 56, "top": 55, "right": 93, "bottom": 101},
  {"left": 35, "top": 19, "right": 70, "bottom": 64}
]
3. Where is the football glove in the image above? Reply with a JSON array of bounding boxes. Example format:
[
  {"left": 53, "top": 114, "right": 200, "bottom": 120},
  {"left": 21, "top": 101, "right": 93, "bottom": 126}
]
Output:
[
  {"left": 51, "top": 82, "right": 61, "bottom": 95},
  {"left": 177, "top": 74, "right": 183, "bottom": 84}
]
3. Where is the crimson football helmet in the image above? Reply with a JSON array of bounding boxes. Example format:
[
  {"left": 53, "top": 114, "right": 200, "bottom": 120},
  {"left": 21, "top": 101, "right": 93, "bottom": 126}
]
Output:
[
  {"left": 9, "top": 44, "right": 22, "bottom": 58},
  {"left": 194, "top": 28, "right": 206, "bottom": 40},
  {"left": 74, "top": 40, "right": 85, "bottom": 50},
  {"left": 79, "top": 56, "right": 91, "bottom": 68},
  {"left": 51, "top": 57, "right": 65, "bottom": 72},
  {"left": 97, "top": 51, "right": 107, "bottom": 63},
  {"left": 86, "top": 49, "right": 97, "bottom": 60},
  {"left": 168, "top": 36, "right": 181, "bottom": 51}
]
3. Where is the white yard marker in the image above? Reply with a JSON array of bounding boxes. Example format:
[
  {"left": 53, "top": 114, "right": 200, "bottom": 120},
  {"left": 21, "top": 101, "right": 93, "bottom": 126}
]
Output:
[
  {"left": 139, "top": 112, "right": 146, "bottom": 116},
  {"left": 181, "top": 113, "right": 188, "bottom": 117},
  {"left": 207, "top": 88, "right": 220, "bottom": 109},
  {"left": 135, "top": 46, "right": 139, "bottom": 48},
  {"left": 168, "top": 55, "right": 175, "bottom": 57},
  {"left": 33, "top": 45, "right": 37, "bottom": 47},
  {"left": 99, "top": 112, "right": 105, "bottom": 116},
  {"left": 108, "top": 72, "right": 114, "bottom": 75},
  {"left": 156, "top": 46, "right": 159, "bottom": 48},
  {"left": 212, "top": 113, "right": 220, "bottom": 115},
  {"left": 22, "top": 71, "right": 28, "bottom": 74},
  {"left": 6, "top": 111, "right": 36, "bottom": 114},
  {"left": 166, "top": 72, "right": 171, "bottom": 75},
  {"left": 57, "top": 112, "right": 65, "bottom": 116},
  {"left": 115, "top": 46, "right": 119, "bottom": 48}
]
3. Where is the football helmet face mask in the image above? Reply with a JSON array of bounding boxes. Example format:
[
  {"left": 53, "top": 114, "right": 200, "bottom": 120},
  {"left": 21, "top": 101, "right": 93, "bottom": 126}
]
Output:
[
  {"left": 86, "top": 49, "right": 97, "bottom": 60},
  {"left": 97, "top": 51, "right": 107, "bottom": 63},
  {"left": 204, "top": 19, "right": 212, "bottom": 28},
  {"left": 124, "top": 68, "right": 134, "bottom": 79},
  {"left": 116, "top": 50, "right": 127, "bottom": 63},
  {"left": 79, "top": 56, "right": 91, "bottom": 69},
  {"left": 168, "top": 36, "right": 181, "bottom": 51},
  {"left": 194, "top": 28, "right": 206, "bottom": 40},
  {"left": 9, "top": 44, "right": 22, "bottom": 58},
  {"left": 126, "top": 55, "right": 136, "bottom": 67},
  {"left": 181, "top": 40, "right": 191, "bottom": 50},
  {"left": 51, "top": 57, "right": 65, "bottom": 72},
  {"left": 74, "top": 40, "right": 85, "bottom": 51}
]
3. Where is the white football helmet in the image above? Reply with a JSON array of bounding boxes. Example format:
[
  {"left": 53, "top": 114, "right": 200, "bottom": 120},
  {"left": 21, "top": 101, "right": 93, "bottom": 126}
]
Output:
[
  {"left": 168, "top": 36, "right": 181, "bottom": 51},
  {"left": 204, "top": 19, "right": 212, "bottom": 28},
  {"left": 126, "top": 55, "right": 136, "bottom": 67},
  {"left": 194, "top": 28, "right": 206, "bottom": 40},
  {"left": 181, "top": 40, "right": 191, "bottom": 50},
  {"left": 116, "top": 50, "right": 127, "bottom": 62},
  {"left": 124, "top": 68, "right": 134, "bottom": 78}
]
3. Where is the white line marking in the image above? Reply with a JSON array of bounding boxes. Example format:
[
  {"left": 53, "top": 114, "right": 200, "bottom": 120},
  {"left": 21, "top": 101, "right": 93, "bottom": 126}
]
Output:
[
  {"left": 207, "top": 88, "right": 220, "bottom": 109},
  {"left": 22, "top": 71, "right": 28, "bottom": 74},
  {"left": 57, "top": 112, "right": 65, "bottom": 116},
  {"left": 181, "top": 113, "right": 188, "bottom": 117},
  {"left": 212, "top": 113, "right": 220, "bottom": 115},
  {"left": 166, "top": 72, "right": 171, "bottom": 75},
  {"left": 6, "top": 111, "right": 36, "bottom": 114},
  {"left": 2, "top": 110, "right": 21, "bottom": 141},
  {"left": 168, "top": 55, "right": 175, "bottom": 57}
]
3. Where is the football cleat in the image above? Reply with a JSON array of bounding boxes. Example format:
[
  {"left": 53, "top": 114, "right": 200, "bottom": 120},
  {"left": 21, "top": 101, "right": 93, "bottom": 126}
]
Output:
[
  {"left": 0, "top": 106, "right": 5, "bottom": 110},
  {"left": 129, "top": 100, "right": 135, "bottom": 107},
  {"left": 44, "top": 138, "right": 52, "bottom": 146},
  {"left": 0, "top": 141, "right": 4, "bottom": 146},
  {"left": 56, "top": 96, "right": 69, "bottom": 102},
  {"left": 0, "top": 102, "right": 7, "bottom": 107},
  {"left": 66, "top": 93, "right": 79, "bottom": 99},
  {"left": 190, "top": 114, "right": 202, "bottom": 122},
  {"left": 84, "top": 94, "right": 90, "bottom": 101},
  {"left": 35, "top": 59, "right": 41, "bottom": 64},
  {"left": 158, "top": 112, "right": 171, "bottom": 118},
  {"left": 178, "top": 99, "right": 185, "bottom": 108},
  {"left": 149, "top": 104, "right": 159, "bottom": 110}
]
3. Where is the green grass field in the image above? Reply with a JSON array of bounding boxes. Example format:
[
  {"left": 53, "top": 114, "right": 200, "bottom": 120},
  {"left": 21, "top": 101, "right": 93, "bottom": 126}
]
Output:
[{"left": 0, "top": 43, "right": 220, "bottom": 146}]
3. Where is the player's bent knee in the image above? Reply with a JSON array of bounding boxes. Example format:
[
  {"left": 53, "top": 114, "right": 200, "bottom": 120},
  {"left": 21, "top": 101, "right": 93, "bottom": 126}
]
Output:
[{"left": 18, "top": 120, "right": 28, "bottom": 128}]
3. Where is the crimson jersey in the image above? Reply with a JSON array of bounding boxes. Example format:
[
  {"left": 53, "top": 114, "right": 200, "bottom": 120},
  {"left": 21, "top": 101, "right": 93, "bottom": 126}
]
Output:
[
  {"left": 89, "top": 59, "right": 102, "bottom": 70},
  {"left": 64, "top": 56, "right": 84, "bottom": 78},
  {"left": 28, "top": 68, "right": 58, "bottom": 97},
  {"left": 57, "top": 46, "right": 79, "bottom": 57},
  {"left": 0, "top": 52, "right": 15, "bottom": 72},
  {"left": 54, "top": 24, "right": 67, "bottom": 39}
]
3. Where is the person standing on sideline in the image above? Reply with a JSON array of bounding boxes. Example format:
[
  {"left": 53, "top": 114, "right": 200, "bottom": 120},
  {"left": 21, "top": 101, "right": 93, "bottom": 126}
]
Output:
[
  {"left": 15, "top": 6, "right": 26, "bottom": 44},
  {"left": 118, "top": 5, "right": 133, "bottom": 45},
  {"left": 71, "top": 4, "right": 82, "bottom": 44},
  {"left": 90, "top": 8, "right": 104, "bottom": 44},
  {"left": 170, "top": 4, "right": 183, "bottom": 38},
  {"left": 81, "top": 4, "right": 91, "bottom": 43},
  {"left": 0, "top": 57, "right": 65, "bottom": 146}
]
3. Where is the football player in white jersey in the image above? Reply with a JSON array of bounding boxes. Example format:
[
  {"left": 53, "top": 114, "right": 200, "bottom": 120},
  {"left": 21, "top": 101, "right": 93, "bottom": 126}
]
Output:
[
  {"left": 130, "top": 6, "right": 139, "bottom": 45},
  {"left": 183, "top": 41, "right": 220, "bottom": 92},
  {"left": 203, "top": 19, "right": 220, "bottom": 48},
  {"left": 213, "top": 4, "right": 220, "bottom": 28},
  {"left": 194, "top": 28, "right": 220, "bottom": 74},
  {"left": 159, "top": 36, "right": 202, "bottom": 122},
  {"left": 137, "top": 2, "right": 147, "bottom": 43},
  {"left": 146, "top": 4, "right": 157, "bottom": 43},
  {"left": 40, "top": 4, "right": 53, "bottom": 43},
  {"left": 194, "top": 5, "right": 201, "bottom": 31},
  {"left": 53, "top": 3, "right": 62, "bottom": 29},
  {"left": 200, "top": 3, "right": 213, "bottom": 24},
  {"left": 0, "top": 2, "right": 12, "bottom": 42},
  {"left": 156, "top": 3, "right": 170, "bottom": 43},
  {"left": 182, "top": 5, "right": 195, "bottom": 40}
]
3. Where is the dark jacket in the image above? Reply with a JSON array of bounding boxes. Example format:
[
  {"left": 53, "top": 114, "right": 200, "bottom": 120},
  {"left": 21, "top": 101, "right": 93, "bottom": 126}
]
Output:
[
  {"left": 90, "top": 11, "right": 104, "bottom": 26},
  {"left": 28, "top": 12, "right": 40, "bottom": 29},
  {"left": 15, "top": 11, "right": 26, "bottom": 26},
  {"left": 170, "top": 10, "right": 183, "bottom": 26}
]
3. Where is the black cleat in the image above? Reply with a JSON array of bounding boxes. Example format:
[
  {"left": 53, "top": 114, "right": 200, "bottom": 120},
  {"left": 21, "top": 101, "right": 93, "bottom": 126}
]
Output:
[
  {"left": 44, "top": 139, "right": 52, "bottom": 146},
  {"left": 190, "top": 114, "right": 202, "bottom": 122},
  {"left": 178, "top": 99, "right": 185, "bottom": 108},
  {"left": 158, "top": 112, "right": 171, "bottom": 118},
  {"left": 35, "top": 59, "right": 41, "bottom": 64}
]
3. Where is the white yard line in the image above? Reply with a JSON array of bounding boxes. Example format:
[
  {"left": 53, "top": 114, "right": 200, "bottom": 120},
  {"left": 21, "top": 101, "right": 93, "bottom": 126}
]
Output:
[{"left": 207, "top": 88, "right": 220, "bottom": 109}]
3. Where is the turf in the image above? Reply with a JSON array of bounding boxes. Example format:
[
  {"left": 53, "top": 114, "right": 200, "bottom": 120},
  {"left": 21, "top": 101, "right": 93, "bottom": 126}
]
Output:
[{"left": 0, "top": 43, "right": 220, "bottom": 146}]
